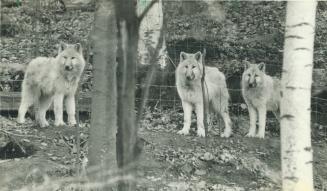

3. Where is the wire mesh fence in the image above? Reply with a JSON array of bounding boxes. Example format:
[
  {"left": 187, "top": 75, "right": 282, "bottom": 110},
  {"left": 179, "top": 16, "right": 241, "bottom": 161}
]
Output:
[
  {"left": 0, "top": 0, "right": 327, "bottom": 137},
  {"left": 1, "top": 42, "right": 327, "bottom": 129}
]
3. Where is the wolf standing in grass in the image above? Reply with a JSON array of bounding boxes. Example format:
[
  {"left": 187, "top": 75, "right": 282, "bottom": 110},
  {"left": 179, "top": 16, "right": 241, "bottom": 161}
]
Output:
[
  {"left": 17, "top": 43, "right": 85, "bottom": 127},
  {"left": 176, "top": 51, "right": 232, "bottom": 137},
  {"left": 241, "top": 61, "right": 281, "bottom": 138}
]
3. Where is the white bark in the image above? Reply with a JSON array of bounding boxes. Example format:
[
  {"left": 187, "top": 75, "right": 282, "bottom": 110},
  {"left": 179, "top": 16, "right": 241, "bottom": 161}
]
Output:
[
  {"left": 281, "top": 1, "right": 317, "bottom": 191},
  {"left": 137, "top": 0, "right": 167, "bottom": 67}
]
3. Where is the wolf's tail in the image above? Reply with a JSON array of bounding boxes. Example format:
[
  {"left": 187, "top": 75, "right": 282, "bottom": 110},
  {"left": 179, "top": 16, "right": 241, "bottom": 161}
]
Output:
[
  {"left": 211, "top": 86, "right": 230, "bottom": 114},
  {"left": 0, "top": 63, "right": 27, "bottom": 73}
]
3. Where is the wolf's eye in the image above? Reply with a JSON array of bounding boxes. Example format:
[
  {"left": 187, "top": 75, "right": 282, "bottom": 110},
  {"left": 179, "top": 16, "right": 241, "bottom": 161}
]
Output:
[
  {"left": 185, "top": 66, "right": 188, "bottom": 69},
  {"left": 192, "top": 66, "right": 196, "bottom": 69},
  {"left": 63, "top": 56, "right": 67, "bottom": 59},
  {"left": 255, "top": 74, "right": 259, "bottom": 78},
  {"left": 71, "top": 57, "right": 76, "bottom": 60},
  {"left": 247, "top": 74, "right": 251, "bottom": 77}
]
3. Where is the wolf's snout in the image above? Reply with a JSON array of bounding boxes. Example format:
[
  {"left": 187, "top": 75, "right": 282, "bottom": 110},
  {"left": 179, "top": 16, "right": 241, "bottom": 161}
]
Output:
[
  {"left": 186, "top": 75, "right": 194, "bottom": 80},
  {"left": 248, "top": 83, "right": 256, "bottom": 88},
  {"left": 185, "top": 72, "right": 195, "bottom": 80},
  {"left": 65, "top": 65, "right": 73, "bottom": 71}
]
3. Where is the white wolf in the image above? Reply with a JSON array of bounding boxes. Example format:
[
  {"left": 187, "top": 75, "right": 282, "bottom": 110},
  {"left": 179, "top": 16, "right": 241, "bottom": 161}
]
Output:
[
  {"left": 241, "top": 61, "right": 281, "bottom": 138},
  {"left": 176, "top": 51, "right": 232, "bottom": 137},
  {"left": 17, "top": 43, "right": 85, "bottom": 127}
]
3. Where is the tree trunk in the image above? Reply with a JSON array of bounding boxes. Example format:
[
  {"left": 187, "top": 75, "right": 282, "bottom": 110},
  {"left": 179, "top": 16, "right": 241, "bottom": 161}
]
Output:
[
  {"left": 115, "top": 0, "right": 139, "bottom": 190},
  {"left": 87, "top": 0, "right": 117, "bottom": 190},
  {"left": 281, "top": 1, "right": 317, "bottom": 191},
  {"left": 137, "top": 0, "right": 167, "bottom": 67}
]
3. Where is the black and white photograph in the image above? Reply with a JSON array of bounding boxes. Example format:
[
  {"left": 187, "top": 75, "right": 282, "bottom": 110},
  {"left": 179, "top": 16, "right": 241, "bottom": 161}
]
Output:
[{"left": 0, "top": 0, "right": 326, "bottom": 190}]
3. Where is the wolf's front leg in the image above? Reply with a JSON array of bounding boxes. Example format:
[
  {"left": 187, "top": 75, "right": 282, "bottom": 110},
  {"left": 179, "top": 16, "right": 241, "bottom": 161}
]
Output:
[
  {"left": 257, "top": 106, "right": 267, "bottom": 138},
  {"left": 54, "top": 94, "right": 66, "bottom": 126},
  {"left": 246, "top": 105, "right": 257, "bottom": 137},
  {"left": 38, "top": 95, "right": 53, "bottom": 127},
  {"left": 195, "top": 103, "right": 205, "bottom": 137},
  {"left": 66, "top": 93, "right": 76, "bottom": 126},
  {"left": 220, "top": 110, "right": 232, "bottom": 138},
  {"left": 178, "top": 101, "right": 192, "bottom": 136}
]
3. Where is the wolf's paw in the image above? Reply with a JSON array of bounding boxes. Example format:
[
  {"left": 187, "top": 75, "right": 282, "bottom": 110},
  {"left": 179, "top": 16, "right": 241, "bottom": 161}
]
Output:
[
  {"left": 246, "top": 132, "right": 256, "bottom": 137},
  {"left": 68, "top": 115, "right": 77, "bottom": 126},
  {"left": 177, "top": 128, "right": 189, "bottom": 136},
  {"left": 54, "top": 120, "right": 66, "bottom": 127},
  {"left": 197, "top": 128, "right": 205, "bottom": 137},
  {"left": 17, "top": 117, "right": 25, "bottom": 124},
  {"left": 39, "top": 120, "right": 49, "bottom": 128},
  {"left": 221, "top": 131, "right": 232, "bottom": 138},
  {"left": 68, "top": 120, "right": 77, "bottom": 126}
]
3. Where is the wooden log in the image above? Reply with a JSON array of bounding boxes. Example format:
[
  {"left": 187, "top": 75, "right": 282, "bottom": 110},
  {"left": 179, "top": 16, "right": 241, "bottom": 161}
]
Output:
[{"left": 0, "top": 92, "right": 92, "bottom": 112}]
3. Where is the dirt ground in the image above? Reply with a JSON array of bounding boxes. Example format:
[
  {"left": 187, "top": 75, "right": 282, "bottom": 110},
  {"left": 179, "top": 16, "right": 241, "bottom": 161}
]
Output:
[{"left": 0, "top": 111, "right": 326, "bottom": 191}]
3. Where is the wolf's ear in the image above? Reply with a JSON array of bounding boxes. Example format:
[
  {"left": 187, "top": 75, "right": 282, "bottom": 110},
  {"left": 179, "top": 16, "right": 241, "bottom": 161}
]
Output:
[
  {"left": 59, "top": 42, "right": 68, "bottom": 53},
  {"left": 194, "top": 51, "right": 202, "bottom": 62},
  {"left": 243, "top": 60, "right": 251, "bottom": 70},
  {"left": 74, "top": 43, "right": 83, "bottom": 54},
  {"left": 180, "top": 52, "right": 187, "bottom": 61},
  {"left": 258, "top": 62, "right": 265, "bottom": 72}
]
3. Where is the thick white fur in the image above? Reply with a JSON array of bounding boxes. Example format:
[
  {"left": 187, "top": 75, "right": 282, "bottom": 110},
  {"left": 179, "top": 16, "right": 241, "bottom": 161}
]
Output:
[
  {"left": 17, "top": 43, "right": 85, "bottom": 127},
  {"left": 176, "top": 51, "right": 232, "bottom": 137},
  {"left": 241, "top": 62, "right": 281, "bottom": 138}
]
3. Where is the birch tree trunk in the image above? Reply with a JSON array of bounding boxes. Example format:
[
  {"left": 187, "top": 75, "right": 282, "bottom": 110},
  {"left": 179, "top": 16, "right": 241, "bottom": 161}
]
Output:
[
  {"left": 281, "top": 1, "right": 317, "bottom": 191},
  {"left": 87, "top": 0, "right": 117, "bottom": 189},
  {"left": 137, "top": 0, "right": 167, "bottom": 67}
]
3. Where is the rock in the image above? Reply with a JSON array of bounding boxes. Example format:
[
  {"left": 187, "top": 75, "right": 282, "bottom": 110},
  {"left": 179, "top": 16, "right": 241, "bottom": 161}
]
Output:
[
  {"left": 70, "top": 0, "right": 92, "bottom": 4},
  {"left": 202, "top": 152, "right": 214, "bottom": 161},
  {"left": 49, "top": 156, "right": 59, "bottom": 161},
  {"left": 181, "top": 163, "right": 193, "bottom": 174},
  {"left": 195, "top": 181, "right": 206, "bottom": 189},
  {"left": 194, "top": 169, "right": 206, "bottom": 176},
  {"left": 168, "top": 182, "right": 189, "bottom": 191},
  {"left": 211, "top": 184, "right": 245, "bottom": 191},
  {"left": 240, "top": 103, "right": 247, "bottom": 110},
  {"left": 58, "top": 139, "right": 65, "bottom": 145}
]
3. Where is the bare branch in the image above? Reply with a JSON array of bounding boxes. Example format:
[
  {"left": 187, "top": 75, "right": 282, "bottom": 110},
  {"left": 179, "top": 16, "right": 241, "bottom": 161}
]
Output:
[{"left": 138, "top": 0, "right": 159, "bottom": 23}]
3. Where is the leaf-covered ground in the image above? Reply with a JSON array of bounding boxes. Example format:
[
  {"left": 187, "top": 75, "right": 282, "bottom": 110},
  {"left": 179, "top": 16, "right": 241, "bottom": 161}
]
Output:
[{"left": 0, "top": 108, "right": 326, "bottom": 190}]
